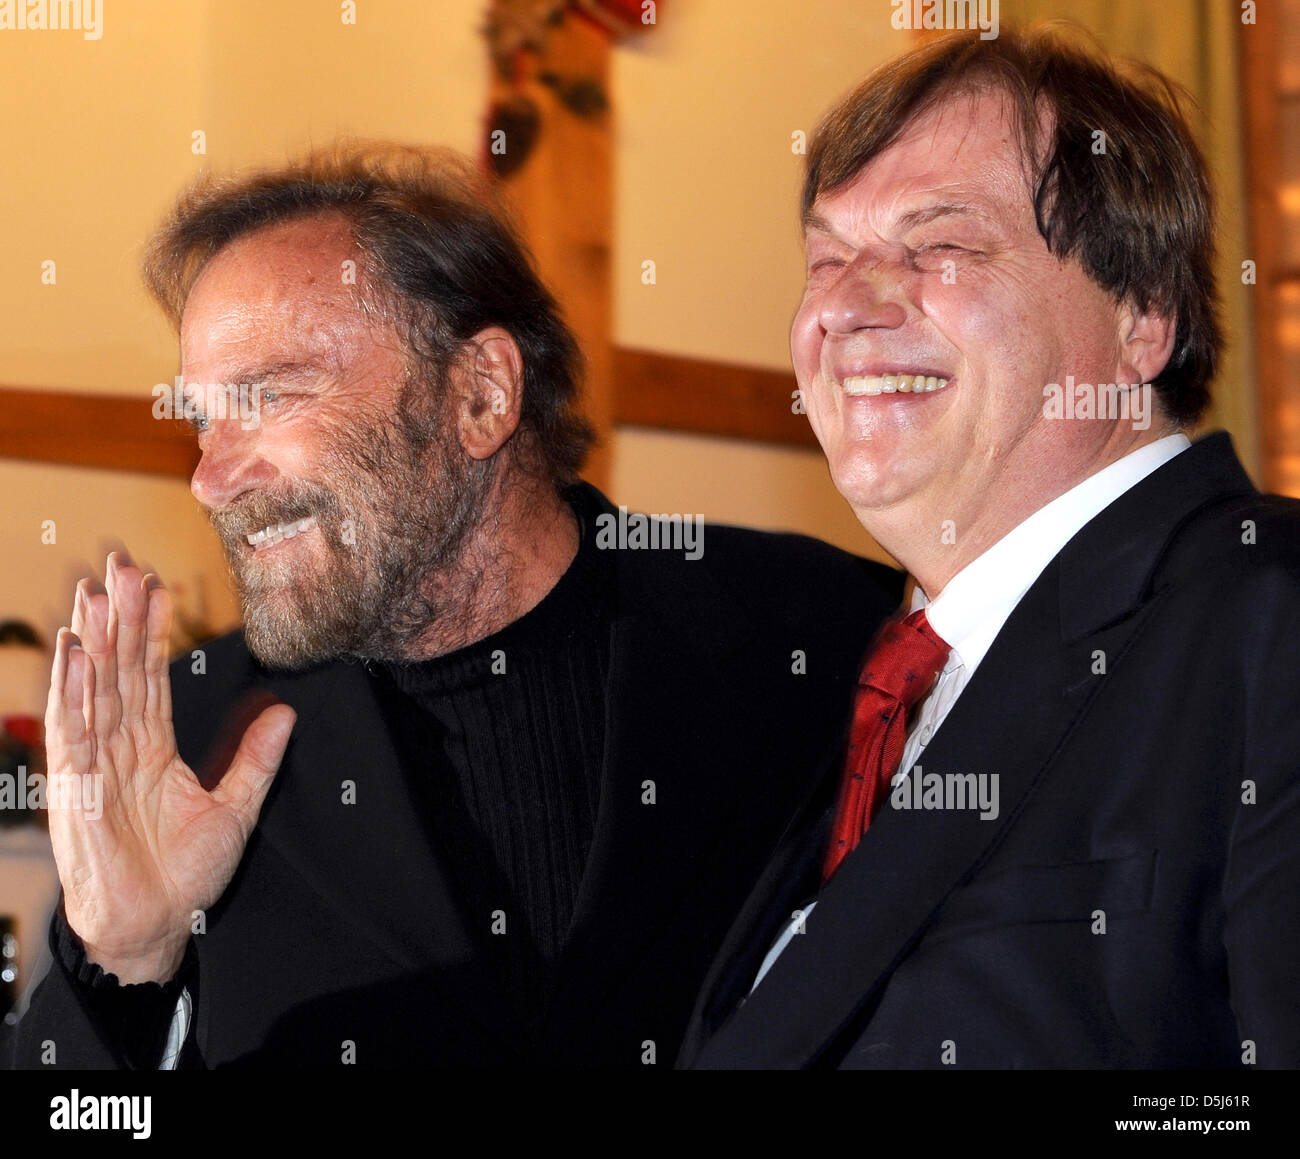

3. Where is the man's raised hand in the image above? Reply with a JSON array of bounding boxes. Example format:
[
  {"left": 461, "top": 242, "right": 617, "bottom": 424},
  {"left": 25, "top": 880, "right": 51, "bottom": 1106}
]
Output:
[{"left": 45, "top": 552, "right": 295, "bottom": 983}]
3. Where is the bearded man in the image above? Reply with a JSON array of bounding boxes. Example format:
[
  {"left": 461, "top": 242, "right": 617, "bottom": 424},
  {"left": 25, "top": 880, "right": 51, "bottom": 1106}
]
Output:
[{"left": 4, "top": 143, "right": 900, "bottom": 1068}]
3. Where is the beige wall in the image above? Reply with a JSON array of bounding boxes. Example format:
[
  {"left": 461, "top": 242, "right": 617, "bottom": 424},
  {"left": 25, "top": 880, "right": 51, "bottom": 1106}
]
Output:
[
  {"left": 610, "top": 0, "right": 901, "bottom": 559},
  {"left": 0, "top": 0, "right": 486, "bottom": 397},
  {"left": 610, "top": 425, "right": 896, "bottom": 560},
  {"left": 0, "top": 0, "right": 206, "bottom": 394},
  {"left": 202, "top": 0, "right": 487, "bottom": 171}
]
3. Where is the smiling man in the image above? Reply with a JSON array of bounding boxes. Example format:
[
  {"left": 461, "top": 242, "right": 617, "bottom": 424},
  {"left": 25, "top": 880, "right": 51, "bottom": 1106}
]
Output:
[
  {"left": 3, "top": 143, "right": 901, "bottom": 1068},
  {"left": 680, "top": 28, "right": 1300, "bottom": 1069}
]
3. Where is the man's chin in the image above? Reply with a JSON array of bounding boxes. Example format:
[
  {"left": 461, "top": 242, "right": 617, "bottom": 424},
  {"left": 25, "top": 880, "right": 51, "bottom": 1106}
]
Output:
[
  {"left": 832, "top": 460, "right": 919, "bottom": 514},
  {"left": 243, "top": 625, "right": 342, "bottom": 671},
  {"left": 244, "top": 628, "right": 353, "bottom": 675},
  {"left": 239, "top": 595, "right": 353, "bottom": 672}
]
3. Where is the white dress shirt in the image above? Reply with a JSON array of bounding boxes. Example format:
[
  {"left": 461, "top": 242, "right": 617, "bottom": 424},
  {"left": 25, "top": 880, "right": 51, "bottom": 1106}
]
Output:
[{"left": 751, "top": 433, "right": 1191, "bottom": 991}]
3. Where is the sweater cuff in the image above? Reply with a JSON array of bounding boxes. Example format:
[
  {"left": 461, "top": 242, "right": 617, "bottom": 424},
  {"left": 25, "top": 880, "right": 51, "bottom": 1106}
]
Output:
[{"left": 51, "top": 905, "right": 198, "bottom": 1069}]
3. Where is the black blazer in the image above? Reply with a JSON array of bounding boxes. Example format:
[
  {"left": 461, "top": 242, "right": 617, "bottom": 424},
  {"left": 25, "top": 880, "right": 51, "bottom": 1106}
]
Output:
[
  {"left": 6, "top": 483, "right": 901, "bottom": 1068},
  {"left": 680, "top": 433, "right": 1300, "bottom": 1069}
]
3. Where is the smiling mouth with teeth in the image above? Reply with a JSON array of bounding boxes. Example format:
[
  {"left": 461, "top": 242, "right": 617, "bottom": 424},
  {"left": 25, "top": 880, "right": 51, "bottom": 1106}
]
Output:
[
  {"left": 246, "top": 515, "right": 318, "bottom": 551},
  {"left": 841, "top": 373, "right": 951, "bottom": 397}
]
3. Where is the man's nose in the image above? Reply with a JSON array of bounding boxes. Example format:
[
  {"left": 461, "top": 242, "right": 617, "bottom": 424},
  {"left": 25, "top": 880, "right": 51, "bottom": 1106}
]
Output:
[
  {"left": 189, "top": 416, "right": 277, "bottom": 510},
  {"left": 818, "top": 252, "right": 909, "bottom": 335}
]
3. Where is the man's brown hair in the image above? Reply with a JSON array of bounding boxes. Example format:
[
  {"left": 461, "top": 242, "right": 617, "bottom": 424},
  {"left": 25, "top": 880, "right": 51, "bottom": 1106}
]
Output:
[
  {"left": 804, "top": 25, "right": 1220, "bottom": 426},
  {"left": 144, "top": 141, "right": 594, "bottom": 485}
]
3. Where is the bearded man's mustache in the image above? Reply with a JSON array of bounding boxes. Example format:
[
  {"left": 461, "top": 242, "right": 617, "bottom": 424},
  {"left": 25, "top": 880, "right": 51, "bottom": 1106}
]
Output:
[{"left": 208, "top": 484, "right": 344, "bottom": 553}]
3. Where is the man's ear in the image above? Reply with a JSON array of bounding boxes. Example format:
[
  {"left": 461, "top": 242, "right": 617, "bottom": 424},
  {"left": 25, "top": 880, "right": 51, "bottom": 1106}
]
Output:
[
  {"left": 453, "top": 327, "right": 524, "bottom": 460},
  {"left": 1116, "top": 299, "right": 1177, "bottom": 386}
]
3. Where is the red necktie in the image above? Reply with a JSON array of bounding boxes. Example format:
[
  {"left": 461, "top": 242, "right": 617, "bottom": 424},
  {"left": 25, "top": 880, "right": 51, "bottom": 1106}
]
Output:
[{"left": 822, "top": 609, "right": 951, "bottom": 881}]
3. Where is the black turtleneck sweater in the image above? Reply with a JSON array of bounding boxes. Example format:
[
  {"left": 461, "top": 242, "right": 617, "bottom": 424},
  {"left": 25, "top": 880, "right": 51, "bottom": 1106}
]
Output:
[{"left": 369, "top": 484, "right": 614, "bottom": 1027}]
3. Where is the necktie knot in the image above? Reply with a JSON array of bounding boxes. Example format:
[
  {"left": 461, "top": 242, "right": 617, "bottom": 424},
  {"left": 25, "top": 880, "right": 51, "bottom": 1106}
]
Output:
[{"left": 856, "top": 609, "right": 950, "bottom": 709}]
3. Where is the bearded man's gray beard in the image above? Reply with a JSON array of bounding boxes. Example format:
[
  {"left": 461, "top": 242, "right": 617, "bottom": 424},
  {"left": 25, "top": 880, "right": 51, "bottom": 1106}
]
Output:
[{"left": 210, "top": 396, "right": 495, "bottom": 671}]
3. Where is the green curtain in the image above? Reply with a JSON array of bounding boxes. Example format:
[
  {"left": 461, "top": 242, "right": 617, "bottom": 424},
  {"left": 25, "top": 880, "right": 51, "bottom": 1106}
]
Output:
[{"left": 996, "top": 0, "right": 1258, "bottom": 476}]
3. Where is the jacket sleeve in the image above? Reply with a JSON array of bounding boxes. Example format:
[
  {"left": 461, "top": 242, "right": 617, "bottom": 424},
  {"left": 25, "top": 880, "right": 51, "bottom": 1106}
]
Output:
[{"left": 1, "top": 900, "right": 201, "bottom": 1070}]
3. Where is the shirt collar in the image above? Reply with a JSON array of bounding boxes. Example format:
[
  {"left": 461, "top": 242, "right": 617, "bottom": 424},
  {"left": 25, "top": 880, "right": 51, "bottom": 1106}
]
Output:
[{"left": 911, "top": 434, "right": 1190, "bottom": 676}]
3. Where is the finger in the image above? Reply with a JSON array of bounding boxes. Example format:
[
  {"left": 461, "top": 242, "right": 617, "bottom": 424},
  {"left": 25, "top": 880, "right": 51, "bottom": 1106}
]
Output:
[
  {"left": 143, "top": 576, "right": 174, "bottom": 723},
  {"left": 45, "top": 631, "right": 92, "bottom": 861},
  {"left": 45, "top": 635, "right": 119, "bottom": 893},
  {"left": 46, "top": 625, "right": 70, "bottom": 731},
  {"left": 48, "top": 633, "right": 97, "bottom": 852},
  {"left": 111, "top": 553, "right": 150, "bottom": 723},
  {"left": 211, "top": 704, "right": 297, "bottom": 837},
  {"left": 69, "top": 573, "right": 99, "bottom": 640},
  {"left": 45, "top": 627, "right": 91, "bottom": 759},
  {"left": 79, "top": 574, "right": 121, "bottom": 742}
]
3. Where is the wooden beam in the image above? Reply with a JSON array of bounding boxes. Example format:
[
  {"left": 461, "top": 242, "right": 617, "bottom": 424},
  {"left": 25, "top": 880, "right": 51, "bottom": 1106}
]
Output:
[
  {"left": 0, "top": 387, "right": 197, "bottom": 479},
  {"left": 612, "top": 347, "right": 818, "bottom": 448}
]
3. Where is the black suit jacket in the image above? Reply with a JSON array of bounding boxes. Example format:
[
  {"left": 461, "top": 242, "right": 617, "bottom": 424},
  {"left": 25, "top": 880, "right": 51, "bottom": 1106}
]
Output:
[
  {"left": 6, "top": 483, "right": 901, "bottom": 1068},
  {"left": 680, "top": 433, "right": 1300, "bottom": 1069}
]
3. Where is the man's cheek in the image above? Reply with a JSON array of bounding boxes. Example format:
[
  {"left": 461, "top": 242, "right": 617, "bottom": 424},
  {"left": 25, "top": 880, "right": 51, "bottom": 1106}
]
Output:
[
  {"left": 801, "top": 384, "right": 842, "bottom": 454},
  {"left": 789, "top": 309, "right": 819, "bottom": 367}
]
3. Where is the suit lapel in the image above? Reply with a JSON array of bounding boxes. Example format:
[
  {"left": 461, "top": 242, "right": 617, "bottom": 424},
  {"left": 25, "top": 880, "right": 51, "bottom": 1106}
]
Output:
[
  {"left": 544, "top": 537, "right": 753, "bottom": 1021},
  {"left": 246, "top": 660, "right": 481, "bottom": 973},
  {"left": 688, "top": 432, "right": 1257, "bottom": 1068}
]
